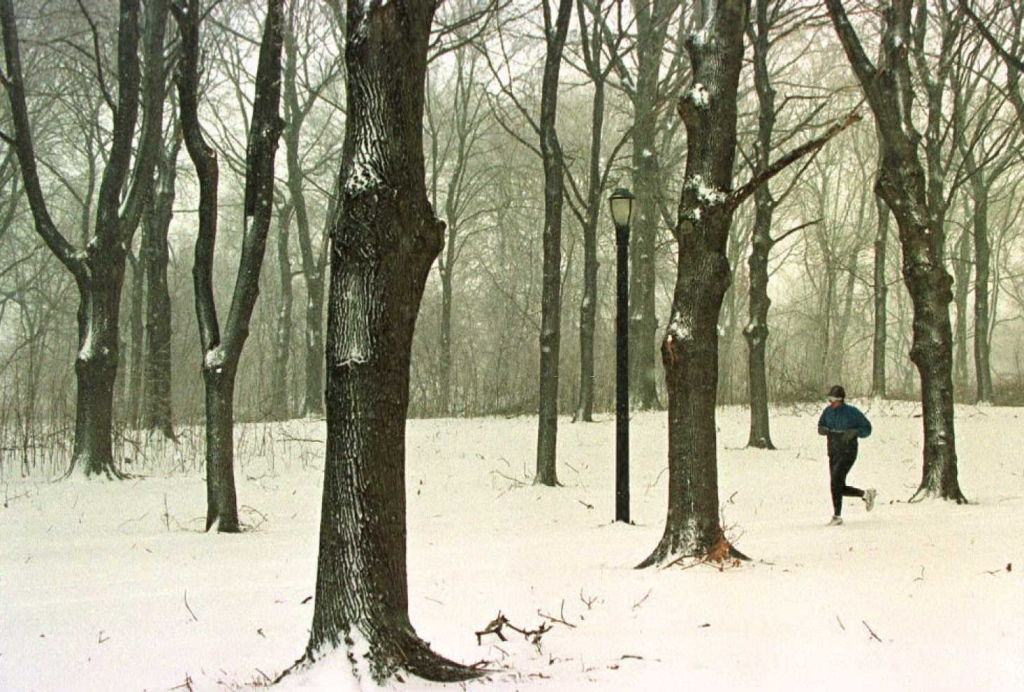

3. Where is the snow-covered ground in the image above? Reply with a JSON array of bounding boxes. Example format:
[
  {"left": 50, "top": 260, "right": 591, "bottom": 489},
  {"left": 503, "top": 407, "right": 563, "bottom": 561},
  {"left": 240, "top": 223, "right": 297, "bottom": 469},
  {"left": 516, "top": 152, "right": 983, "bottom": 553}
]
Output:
[{"left": 1, "top": 402, "right": 1022, "bottom": 691}]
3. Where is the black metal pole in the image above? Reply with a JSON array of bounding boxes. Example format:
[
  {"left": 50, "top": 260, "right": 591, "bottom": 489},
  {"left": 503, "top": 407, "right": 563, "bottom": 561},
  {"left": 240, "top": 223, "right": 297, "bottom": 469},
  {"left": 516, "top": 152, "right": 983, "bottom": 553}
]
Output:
[{"left": 615, "top": 221, "right": 630, "bottom": 523}]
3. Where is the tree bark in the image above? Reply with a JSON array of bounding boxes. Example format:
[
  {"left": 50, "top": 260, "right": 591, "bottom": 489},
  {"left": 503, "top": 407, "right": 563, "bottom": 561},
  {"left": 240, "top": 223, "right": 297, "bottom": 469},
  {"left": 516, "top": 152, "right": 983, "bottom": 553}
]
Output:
[
  {"left": 827, "top": 0, "right": 966, "bottom": 503},
  {"left": 534, "top": 0, "right": 574, "bottom": 487},
  {"left": 301, "top": 0, "right": 481, "bottom": 683},
  {"left": 71, "top": 275, "right": 123, "bottom": 478}
]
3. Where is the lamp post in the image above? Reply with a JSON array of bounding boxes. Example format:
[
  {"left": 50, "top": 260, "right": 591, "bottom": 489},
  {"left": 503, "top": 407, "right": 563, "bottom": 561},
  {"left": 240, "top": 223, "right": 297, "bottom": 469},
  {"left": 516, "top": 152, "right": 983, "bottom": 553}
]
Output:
[{"left": 609, "top": 188, "right": 634, "bottom": 524}]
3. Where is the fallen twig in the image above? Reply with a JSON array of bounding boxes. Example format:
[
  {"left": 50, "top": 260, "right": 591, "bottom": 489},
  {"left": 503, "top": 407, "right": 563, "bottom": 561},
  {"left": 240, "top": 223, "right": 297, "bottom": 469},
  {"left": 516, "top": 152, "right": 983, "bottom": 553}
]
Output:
[
  {"left": 862, "top": 619, "right": 882, "bottom": 642},
  {"left": 983, "top": 563, "right": 1012, "bottom": 575},
  {"left": 632, "top": 589, "right": 652, "bottom": 610},
  {"left": 538, "top": 600, "right": 576, "bottom": 629},
  {"left": 184, "top": 590, "right": 199, "bottom": 621},
  {"left": 579, "top": 588, "right": 599, "bottom": 610}
]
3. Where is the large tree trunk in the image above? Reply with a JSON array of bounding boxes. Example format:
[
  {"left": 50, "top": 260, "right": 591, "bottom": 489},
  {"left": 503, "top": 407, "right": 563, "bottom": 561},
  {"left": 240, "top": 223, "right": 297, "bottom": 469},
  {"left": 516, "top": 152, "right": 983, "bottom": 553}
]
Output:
[
  {"left": 628, "top": 0, "right": 673, "bottom": 411},
  {"left": 302, "top": 0, "right": 481, "bottom": 683},
  {"left": 640, "top": 0, "right": 748, "bottom": 566},
  {"left": 203, "top": 365, "right": 239, "bottom": 532},
  {"left": 142, "top": 134, "right": 179, "bottom": 439},
  {"left": 70, "top": 274, "right": 125, "bottom": 478},
  {"left": 827, "top": 0, "right": 966, "bottom": 504},
  {"left": 871, "top": 190, "right": 889, "bottom": 398},
  {"left": 534, "top": 0, "right": 574, "bottom": 487},
  {"left": 641, "top": 0, "right": 860, "bottom": 566}
]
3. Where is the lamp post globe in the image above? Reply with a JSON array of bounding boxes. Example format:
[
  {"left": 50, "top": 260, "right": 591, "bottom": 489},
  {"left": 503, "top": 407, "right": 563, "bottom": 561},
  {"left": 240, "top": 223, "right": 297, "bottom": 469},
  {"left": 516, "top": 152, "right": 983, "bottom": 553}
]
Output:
[
  {"left": 609, "top": 187, "right": 635, "bottom": 229},
  {"left": 609, "top": 187, "right": 633, "bottom": 524}
]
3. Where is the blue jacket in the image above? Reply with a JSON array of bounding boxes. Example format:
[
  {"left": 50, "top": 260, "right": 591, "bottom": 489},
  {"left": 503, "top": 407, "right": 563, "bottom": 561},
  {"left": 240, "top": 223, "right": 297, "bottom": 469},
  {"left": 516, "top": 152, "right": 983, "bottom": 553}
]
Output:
[{"left": 818, "top": 403, "right": 871, "bottom": 456}]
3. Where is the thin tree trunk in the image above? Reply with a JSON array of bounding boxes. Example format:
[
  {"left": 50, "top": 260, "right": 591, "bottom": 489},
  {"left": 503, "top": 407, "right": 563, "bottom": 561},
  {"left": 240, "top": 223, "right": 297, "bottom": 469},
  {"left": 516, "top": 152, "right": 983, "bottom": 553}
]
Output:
[
  {"left": 952, "top": 227, "right": 971, "bottom": 394},
  {"left": 142, "top": 133, "right": 179, "bottom": 440},
  {"left": 972, "top": 178, "right": 994, "bottom": 402},
  {"left": 439, "top": 260, "right": 454, "bottom": 415},
  {"left": 872, "top": 190, "right": 889, "bottom": 397},
  {"left": 282, "top": 20, "right": 326, "bottom": 419},
  {"left": 271, "top": 203, "right": 295, "bottom": 421},
  {"left": 535, "top": 0, "right": 574, "bottom": 487},
  {"left": 574, "top": 0, "right": 606, "bottom": 424},
  {"left": 126, "top": 253, "right": 145, "bottom": 427},
  {"left": 745, "top": 0, "right": 776, "bottom": 448},
  {"left": 628, "top": 0, "right": 673, "bottom": 411}
]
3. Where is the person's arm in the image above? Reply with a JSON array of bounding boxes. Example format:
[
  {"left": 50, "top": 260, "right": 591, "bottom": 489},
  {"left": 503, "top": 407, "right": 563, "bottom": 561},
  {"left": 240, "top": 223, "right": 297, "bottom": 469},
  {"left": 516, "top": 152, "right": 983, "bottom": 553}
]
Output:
[
  {"left": 818, "top": 409, "right": 829, "bottom": 436},
  {"left": 857, "top": 409, "right": 872, "bottom": 439}
]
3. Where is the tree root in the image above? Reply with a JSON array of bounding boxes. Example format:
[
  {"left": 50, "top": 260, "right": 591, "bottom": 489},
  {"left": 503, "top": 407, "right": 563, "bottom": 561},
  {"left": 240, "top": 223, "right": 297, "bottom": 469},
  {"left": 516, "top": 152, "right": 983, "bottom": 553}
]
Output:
[
  {"left": 638, "top": 530, "right": 751, "bottom": 570},
  {"left": 277, "top": 626, "right": 490, "bottom": 686},
  {"left": 909, "top": 485, "right": 968, "bottom": 505}
]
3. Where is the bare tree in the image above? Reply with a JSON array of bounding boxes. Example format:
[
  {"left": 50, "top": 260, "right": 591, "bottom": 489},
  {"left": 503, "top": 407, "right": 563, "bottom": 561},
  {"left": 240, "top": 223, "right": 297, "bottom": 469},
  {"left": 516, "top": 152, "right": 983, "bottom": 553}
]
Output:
[
  {"left": 641, "top": 0, "right": 859, "bottom": 566},
  {"left": 826, "top": 0, "right": 967, "bottom": 503},
  {"left": 1, "top": 0, "right": 168, "bottom": 477},
  {"left": 172, "top": 0, "right": 285, "bottom": 531}
]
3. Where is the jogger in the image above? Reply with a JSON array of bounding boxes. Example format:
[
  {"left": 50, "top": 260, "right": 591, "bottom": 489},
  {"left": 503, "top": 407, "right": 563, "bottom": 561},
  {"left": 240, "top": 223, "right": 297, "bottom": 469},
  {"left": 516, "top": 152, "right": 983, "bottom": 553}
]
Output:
[{"left": 817, "top": 385, "right": 876, "bottom": 525}]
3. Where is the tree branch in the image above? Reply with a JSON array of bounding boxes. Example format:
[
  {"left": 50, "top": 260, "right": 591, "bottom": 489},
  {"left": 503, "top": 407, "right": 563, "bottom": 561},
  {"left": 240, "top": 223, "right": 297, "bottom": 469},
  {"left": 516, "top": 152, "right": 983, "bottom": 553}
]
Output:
[
  {"left": 729, "top": 106, "right": 863, "bottom": 209},
  {"left": 958, "top": 0, "right": 1024, "bottom": 74},
  {"left": 0, "top": 0, "right": 83, "bottom": 276}
]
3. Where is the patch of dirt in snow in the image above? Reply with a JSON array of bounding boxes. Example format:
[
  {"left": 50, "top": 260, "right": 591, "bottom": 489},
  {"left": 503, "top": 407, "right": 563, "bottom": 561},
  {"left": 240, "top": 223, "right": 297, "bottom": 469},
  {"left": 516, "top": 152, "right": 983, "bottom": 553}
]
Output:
[{"left": 1, "top": 406, "right": 1022, "bottom": 691}]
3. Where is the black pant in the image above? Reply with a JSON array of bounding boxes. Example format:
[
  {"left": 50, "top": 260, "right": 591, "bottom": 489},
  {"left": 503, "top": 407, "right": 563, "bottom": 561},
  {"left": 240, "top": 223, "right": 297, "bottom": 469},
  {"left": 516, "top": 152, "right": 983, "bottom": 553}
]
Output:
[{"left": 828, "top": 444, "right": 864, "bottom": 516}]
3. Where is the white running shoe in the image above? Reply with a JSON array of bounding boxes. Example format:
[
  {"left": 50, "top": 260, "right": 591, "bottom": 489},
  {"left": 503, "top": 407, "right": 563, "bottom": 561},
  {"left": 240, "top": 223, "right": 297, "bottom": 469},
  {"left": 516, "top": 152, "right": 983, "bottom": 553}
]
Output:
[
  {"left": 827, "top": 516, "right": 843, "bottom": 526},
  {"left": 864, "top": 488, "right": 877, "bottom": 512}
]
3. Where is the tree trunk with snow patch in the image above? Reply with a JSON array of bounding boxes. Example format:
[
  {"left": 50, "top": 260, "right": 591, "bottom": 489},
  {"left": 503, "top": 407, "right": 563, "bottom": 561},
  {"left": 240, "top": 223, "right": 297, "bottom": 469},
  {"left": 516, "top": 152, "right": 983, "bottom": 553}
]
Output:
[{"left": 300, "top": 0, "right": 483, "bottom": 684}]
